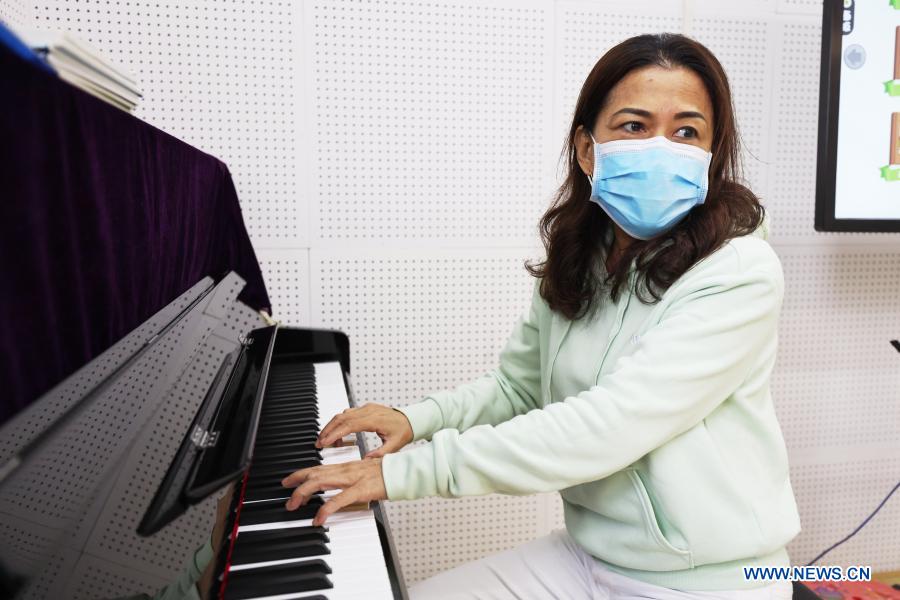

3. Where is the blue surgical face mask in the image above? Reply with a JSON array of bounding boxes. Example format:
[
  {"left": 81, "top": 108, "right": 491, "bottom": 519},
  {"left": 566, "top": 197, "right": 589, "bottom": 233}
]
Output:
[{"left": 586, "top": 132, "right": 712, "bottom": 240}]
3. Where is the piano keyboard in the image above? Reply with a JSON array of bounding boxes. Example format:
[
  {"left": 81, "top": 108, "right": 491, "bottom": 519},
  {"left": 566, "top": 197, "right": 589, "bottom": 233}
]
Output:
[{"left": 219, "top": 361, "right": 396, "bottom": 600}]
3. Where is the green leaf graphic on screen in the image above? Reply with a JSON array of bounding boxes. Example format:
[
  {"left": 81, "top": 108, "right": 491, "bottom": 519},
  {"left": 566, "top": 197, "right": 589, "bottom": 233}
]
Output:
[
  {"left": 885, "top": 80, "right": 900, "bottom": 96},
  {"left": 881, "top": 166, "right": 900, "bottom": 181},
  {"left": 891, "top": 0, "right": 900, "bottom": 10}
]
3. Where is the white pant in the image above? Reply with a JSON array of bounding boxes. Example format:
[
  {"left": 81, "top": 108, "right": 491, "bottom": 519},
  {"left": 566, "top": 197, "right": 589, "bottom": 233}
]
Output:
[{"left": 408, "top": 529, "right": 794, "bottom": 600}]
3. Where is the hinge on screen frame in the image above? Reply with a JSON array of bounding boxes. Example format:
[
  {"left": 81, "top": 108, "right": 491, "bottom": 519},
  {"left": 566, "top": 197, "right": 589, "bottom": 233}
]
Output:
[{"left": 190, "top": 425, "right": 219, "bottom": 449}]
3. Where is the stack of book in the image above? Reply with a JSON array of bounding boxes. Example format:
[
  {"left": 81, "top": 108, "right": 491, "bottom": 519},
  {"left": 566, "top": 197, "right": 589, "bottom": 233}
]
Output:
[{"left": 16, "top": 28, "right": 142, "bottom": 112}]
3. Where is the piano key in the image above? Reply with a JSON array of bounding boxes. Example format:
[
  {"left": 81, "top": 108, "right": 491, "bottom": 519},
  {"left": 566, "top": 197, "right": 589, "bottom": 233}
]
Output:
[
  {"left": 231, "top": 510, "right": 394, "bottom": 600},
  {"left": 246, "top": 460, "right": 320, "bottom": 479},
  {"left": 257, "top": 422, "right": 321, "bottom": 436},
  {"left": 221, "top": 361, "right": 395, "bottom": 600},
  {"left": 239, "top": 498, "right": 323, "bottom": 524},
  {"left": 258, "top": 410, "right": 319, "bottom": 420},
  {"left": 233, "top": 526, "right": 329, "bottom": 546},
  {"left": 253, "top": 444, "right": 320, "bottom": 458},
  {"left": 251, "top": 448, "right": 321, "bottom": 463},
  {"left": 223, "top": 558, "right": 333, "bottom": 600},
  {"left": 232, "top": 542, "right": 330, "bottom": 568},
  {"left": 313, "top": 362, "right": 350, "bottom": 421},
  {"left": 254, "top": 435, "right": 319, "bottom": 449}
]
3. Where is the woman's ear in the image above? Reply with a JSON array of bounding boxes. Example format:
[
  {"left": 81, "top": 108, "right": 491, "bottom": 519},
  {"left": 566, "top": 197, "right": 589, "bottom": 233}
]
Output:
[{"left": 575, "top": 125, "right": 595, "bottom": 181}]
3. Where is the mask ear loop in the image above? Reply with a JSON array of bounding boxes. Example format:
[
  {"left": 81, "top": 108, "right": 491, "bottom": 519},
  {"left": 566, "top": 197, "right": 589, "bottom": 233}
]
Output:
[{"left": 586, "top": 129, "right": 598, "bottom": 187}]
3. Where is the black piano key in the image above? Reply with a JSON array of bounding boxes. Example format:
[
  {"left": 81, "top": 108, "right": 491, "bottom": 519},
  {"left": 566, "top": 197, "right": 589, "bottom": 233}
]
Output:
[
  {"left": 232, "top": 538, "right": 329, "bottom": 564},
  {"left": 262, "top": 399, "right": 317, "bottom": 408},
  {"left": 250, "top": 457, "right": 322, "bottom": 477},
  {"left": 265, "top": 390, "right": 318, "bottom": 408},
  {"left": 247, "top": 459, "right": 320, "bottom": 479},
  {"left": 231, "top": 537, "right": 330, "bottom": 565},
  {"left": 257, "top": 418, "right": 320, "bottom": 430},
  {"left": 252, "top": 452, "right": 321, "bottom": 467},
  {"left": 239, "top": 498, "right": 322, "bottom": 524},
  {"left": 223, "top": 559, "right": 333, "bottom": 600},
  {"left": 257, "top": 425, "right": 320, "bottom": 438},
  {"left": 262, "top": 402, "right": 317, "bottom": 410},
  {"left": 235, "top": 526, "right": 329, "bottom": 545},
  {"left": 252, "top": 448, "right": 321, "bottom": 462},
  {"left": 257, "top": 420, "right": 321, "bottom": 433},
  {"left": 259, "top": 406, "right": 319, "bottom": 416},
  {"left": 253, "top": 441, "right": 319, "bottom": 455},
  {"left": 266, "top": 390, "right": 318, "bottom": 406},
  {"left": 266, "top": 390, "right": 317, "bottom": 406},
  {"left": 256, "top": 428, "right": 319, "bottom": 439},
  {"left": 264, "top": 386, "right": 317, "bottom": 395},
  {"left": 244, "top": 479, "right": 304, "bottom": 494},
  {"left": 245, "top": 477, "right": 326, "bottom": 496},
  {"left": 243, "top": 485, "right": 311, "bottom": 503},
  {"left": 253, "top": 434, "right": 319, "bottom": 449}
]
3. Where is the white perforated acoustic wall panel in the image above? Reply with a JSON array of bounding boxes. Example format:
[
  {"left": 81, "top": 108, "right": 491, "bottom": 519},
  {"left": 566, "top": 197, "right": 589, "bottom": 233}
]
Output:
[
  {"left": 0, "top": 0, "right": 29, "bottom": 28},
  {"left": 257, "top": 249, "right": 312, "bottom": 326},
  {"left": 773, "top": 245, "right": 900, "bottom": 571},
  {"left": 689, "top": 12, "right": 775, "bottom": 199},
  {"left": 306, "top": 0, "right": 555, "bottom": 247},
  {"left": 9, "top": 0, "right": 900, "bottom": 590},
  {"left": 776, "top": 0, "right": 824, "bottom": 15}
]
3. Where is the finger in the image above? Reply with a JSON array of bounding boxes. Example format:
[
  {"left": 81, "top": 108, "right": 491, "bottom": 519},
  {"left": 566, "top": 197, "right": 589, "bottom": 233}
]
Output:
[
  {"left": 317, "top": 421, "right": 362, "bottom": 449},
  {"left": 364, "top": 437, "right": 402, "bottom": 459},
  {"left": 281, "top": 465, "right": 317, "bottom": 488},
  {"left": 286, "top": 469, "right": 352, "bottom": 510},
  {"left": 313, "top": 488, "right": 362, "bottom": 526},
  {"left": 315, "top": 413, "right": 349, "bottom": 448}
]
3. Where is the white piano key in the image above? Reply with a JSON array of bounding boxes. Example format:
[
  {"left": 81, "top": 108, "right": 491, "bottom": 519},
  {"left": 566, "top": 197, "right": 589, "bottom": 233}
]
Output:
[
  {"left": 320, "top": 445, "right": 361, "bottom": 462},
  {"left": 237, "top": 506, "right": 373, "bottom": 534},
  {"left": 231, "top": 510, "right": 394, "bottom": 600},
  {"left": 313, "top": 361, "right": 349, "bottom": 422},
  {"left": 230, "top": 362, "right": 394, "bottom": 599}
]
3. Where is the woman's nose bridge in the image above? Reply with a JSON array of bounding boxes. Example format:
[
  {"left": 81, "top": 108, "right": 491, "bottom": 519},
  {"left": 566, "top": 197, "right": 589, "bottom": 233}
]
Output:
[{"left": 649, "top": 119, "right": 672, "bottom": 138}]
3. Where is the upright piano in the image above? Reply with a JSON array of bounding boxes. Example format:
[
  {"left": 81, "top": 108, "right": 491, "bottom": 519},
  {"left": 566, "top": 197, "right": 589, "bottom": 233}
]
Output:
[
  {"left": 0, "top": 272, "right": 408, "bottom": 599},
  {"left": 1, "top": 34, "right": 407, "bottom": 599}
]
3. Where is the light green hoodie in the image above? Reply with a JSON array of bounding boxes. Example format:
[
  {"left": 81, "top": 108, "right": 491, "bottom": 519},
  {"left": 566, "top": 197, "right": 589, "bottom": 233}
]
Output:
[{"left": 381, "top": 213, "right": 802, "bottom": 591}]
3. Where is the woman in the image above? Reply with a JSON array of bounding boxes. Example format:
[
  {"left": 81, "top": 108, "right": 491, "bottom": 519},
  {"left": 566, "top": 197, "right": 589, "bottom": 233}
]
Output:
[{"left": 282, "top": 33, "right": 801, "bottom": 599}]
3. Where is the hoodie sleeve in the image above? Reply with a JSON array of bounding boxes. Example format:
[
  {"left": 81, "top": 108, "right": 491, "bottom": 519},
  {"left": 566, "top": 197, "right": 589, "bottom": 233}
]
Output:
[
  {"left": 381, "top": 239, "right": 784, "bottom": 500},
  {"left": 396, "top": 278, "right": 544, "bottom": 442}
]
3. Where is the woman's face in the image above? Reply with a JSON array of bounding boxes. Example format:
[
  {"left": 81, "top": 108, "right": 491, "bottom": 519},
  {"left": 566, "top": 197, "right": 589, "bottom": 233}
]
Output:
[{"left": 577, "top": 65, "right": 715, "bottom": 180}]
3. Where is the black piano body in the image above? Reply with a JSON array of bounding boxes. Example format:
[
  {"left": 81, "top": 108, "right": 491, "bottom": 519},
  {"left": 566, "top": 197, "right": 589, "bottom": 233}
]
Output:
[{"left": 0, "top": 272, "right": 408, "bottom": 599}]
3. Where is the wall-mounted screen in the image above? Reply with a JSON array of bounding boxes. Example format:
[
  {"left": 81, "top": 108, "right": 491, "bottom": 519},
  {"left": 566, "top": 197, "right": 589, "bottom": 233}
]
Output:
[{"left": 816, "top": 0, "right": 900, "bottom": 232}]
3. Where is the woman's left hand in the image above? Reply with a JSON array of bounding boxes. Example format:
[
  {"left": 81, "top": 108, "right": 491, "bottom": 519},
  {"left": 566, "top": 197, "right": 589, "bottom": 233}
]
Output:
[{"left": 281, "top": 458, "right": 388, "bottom": 526}]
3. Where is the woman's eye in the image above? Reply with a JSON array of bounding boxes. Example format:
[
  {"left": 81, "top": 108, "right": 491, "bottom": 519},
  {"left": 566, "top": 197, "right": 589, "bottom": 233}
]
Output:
[
  {"left": 675, "top": 126, "right": 697, "bottom": 138},
  {"left": 622, "top": 121, "right": 644, "bottom": 133}
]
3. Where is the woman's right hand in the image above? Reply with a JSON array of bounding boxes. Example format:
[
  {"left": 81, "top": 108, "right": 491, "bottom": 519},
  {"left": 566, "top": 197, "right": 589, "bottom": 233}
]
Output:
[{"left": 316, "top": 402, "right": 414, "bottom": 458}]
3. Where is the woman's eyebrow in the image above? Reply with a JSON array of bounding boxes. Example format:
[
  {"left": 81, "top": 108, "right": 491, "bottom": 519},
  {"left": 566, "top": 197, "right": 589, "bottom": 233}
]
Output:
[
  {"left": 610, "top": 107, "right": 652, "bottom": 118},
  {"left": 674, "top": 110, "right": 707, "bottom": 122},
  {"left": 609, "top": 107, "right": 708, "bottom": 122}
]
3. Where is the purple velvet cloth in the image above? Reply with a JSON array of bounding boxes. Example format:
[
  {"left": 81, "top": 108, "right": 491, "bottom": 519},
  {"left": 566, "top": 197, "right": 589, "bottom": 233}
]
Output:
[{"left": 0, "top": 44, "right": 271, "bottom": 426}]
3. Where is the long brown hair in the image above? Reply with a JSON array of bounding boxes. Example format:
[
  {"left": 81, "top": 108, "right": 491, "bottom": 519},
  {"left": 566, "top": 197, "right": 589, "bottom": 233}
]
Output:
[{"left": 526, "top": 33, "right": 765, "bottom": 321}]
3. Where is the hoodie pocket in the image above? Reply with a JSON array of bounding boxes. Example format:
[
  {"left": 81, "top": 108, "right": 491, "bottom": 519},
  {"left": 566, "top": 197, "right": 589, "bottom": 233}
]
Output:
[{"left": 627, "top": 469, "right": 694, "bottom": 568}]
